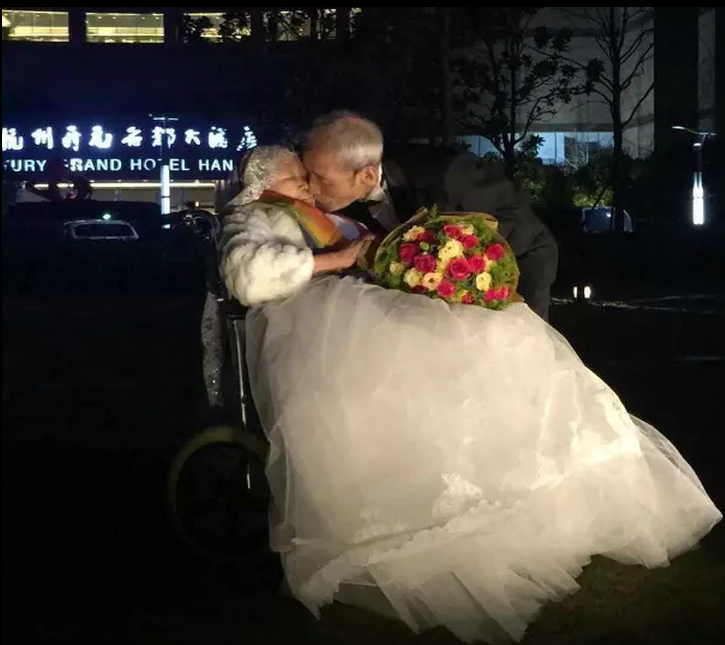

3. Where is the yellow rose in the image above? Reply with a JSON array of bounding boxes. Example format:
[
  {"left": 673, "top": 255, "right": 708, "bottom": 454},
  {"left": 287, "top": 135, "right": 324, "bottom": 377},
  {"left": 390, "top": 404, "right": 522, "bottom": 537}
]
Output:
[
  {"left": 389, "top": 262, "right": 405, "bottom": 276},
  {"left": 421, "top": 272, "right": 443, "bottom": 291},
  {"left": 460, "top": 225, "right": 475, "bottom": 235},
  {"left": 403, "top": 268, "right": 424, "bottom": 287},
  {"left": 403, "top": 226, "right": 426, "bottom": 242},
  {"left": 437, "top": 257, "right": 451, "bottom": 272},
  {"left": 475, "top": 272, "right": 492, "bottom": 292},
  {"left": 438, "top": 239, "right": 464, "bottom": 261}
]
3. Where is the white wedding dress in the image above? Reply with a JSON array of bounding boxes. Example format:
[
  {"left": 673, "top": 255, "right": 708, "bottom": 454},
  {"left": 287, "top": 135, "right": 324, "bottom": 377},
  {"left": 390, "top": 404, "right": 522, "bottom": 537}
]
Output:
[{"left": 244, "top": 274, "right": 720, "bottom": 644}]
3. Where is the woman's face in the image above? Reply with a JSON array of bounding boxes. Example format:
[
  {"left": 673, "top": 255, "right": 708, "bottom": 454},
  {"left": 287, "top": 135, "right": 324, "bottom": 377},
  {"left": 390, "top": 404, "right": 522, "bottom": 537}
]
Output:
[{"left": 269, "top": 155, "right": 313, "bottom": 205}]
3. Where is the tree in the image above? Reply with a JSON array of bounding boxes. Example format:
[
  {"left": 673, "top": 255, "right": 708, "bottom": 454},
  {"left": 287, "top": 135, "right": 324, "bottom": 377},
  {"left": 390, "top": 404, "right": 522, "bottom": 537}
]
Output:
[
  {"left": 179, "top": 14, "right": 213, "bottom": 44},
  {"left": 268, "top": 8, "right": 459, "bottom": 144},
  {"left": 454, "top": 7, "right": 586, "bottom": 178},
  {"left": 347, "top": 8, "right": 447, "bottom": 141},
  {"left": 259, "top": 8, "right": 338, "bottom": 42},
  {"left": 218, "top": 12, "right": 252, "bottom": 43},
  {"left": 558, "top": 7, "right": 655, "bottom": 230}
]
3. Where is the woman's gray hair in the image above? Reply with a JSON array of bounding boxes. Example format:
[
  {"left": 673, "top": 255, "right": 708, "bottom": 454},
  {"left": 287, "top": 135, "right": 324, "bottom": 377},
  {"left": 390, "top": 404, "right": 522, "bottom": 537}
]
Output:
[
  {"left": 228, "top": 145, "right": 298, "bottom": 206},
  {"left": 305, "top": 111, "right": 384, "bottom": 172}
]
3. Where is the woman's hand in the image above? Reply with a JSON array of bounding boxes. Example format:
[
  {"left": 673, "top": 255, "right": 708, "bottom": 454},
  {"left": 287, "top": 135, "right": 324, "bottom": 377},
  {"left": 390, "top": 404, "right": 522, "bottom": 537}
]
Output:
[{"left": 313, "top": 236, "right": 374, "bottom": 274}]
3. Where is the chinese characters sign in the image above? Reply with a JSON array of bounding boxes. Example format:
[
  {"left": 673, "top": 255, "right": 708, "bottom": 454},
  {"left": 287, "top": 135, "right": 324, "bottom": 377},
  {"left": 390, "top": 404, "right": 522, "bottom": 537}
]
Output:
[{"left": 2, "top": 121, "right": 258, "bottom": 179}]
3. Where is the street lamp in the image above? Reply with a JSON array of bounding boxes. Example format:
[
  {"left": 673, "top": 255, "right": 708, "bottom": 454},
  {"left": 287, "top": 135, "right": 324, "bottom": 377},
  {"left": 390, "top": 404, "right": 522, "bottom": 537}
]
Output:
[
  {"left": 671, "top": 126, "right": 716, "bottom": 226},
  {"left": 150, "top": 114, "right": 179, "bottom": 215}
]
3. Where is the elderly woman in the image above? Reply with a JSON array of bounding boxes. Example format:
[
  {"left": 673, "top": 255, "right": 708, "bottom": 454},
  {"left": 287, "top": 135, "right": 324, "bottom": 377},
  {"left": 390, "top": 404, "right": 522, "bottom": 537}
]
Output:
[
  {"left": 219, "top": 146, "right": 370, "bottom": 306},
  {"left": 200, "top": 146, "right": 370, "bottom": 408}
]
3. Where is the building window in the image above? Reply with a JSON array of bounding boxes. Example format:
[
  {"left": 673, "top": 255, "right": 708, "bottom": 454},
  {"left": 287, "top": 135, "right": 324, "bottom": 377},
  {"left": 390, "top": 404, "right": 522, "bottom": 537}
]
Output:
[
  {"left": 317, "top": 9, "right": 338, "bottom": 40},
  {"left": 2, "top": 10, "right": 69, "bottom": 42},
  {"left": 265, "top": 10, "right": 306, "bottom": 41},
  {"left": 179, "top": 8, "right": 348, "bottom": 44},
  {"left": 459, "top": 132, "right": 615, "bottom": 167},
  {"left": 182, "top": 12, "right": 250, "bottom": 43},
  {"left": 86, "top": 13, "right": 163, "bottom": 44},
  {"left": 265, "top": 9, "right": 338, "bottom": 41},
  {"left": 562, "top": 132, "right": 614, "bottom": 167},
  {"left": 349, "top": 8, "right": 363, "bottom": 35}
]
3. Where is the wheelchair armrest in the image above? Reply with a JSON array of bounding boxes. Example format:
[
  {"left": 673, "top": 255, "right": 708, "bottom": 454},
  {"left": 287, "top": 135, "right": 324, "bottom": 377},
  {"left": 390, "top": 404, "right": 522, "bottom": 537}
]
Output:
[{"left": 222, "top": 297, "right": 248, "bottom": 321}]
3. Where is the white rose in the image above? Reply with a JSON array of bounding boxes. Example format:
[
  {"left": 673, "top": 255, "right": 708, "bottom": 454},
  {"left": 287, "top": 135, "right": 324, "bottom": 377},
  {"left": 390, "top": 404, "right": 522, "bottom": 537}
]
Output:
[
  {"left": 422, "top": 272, "right": 443, "bottom": 291},
  {"left": 403, "top": 226, "right": 426, "bottom": 242},
  {"left": 475, "top": 272, "right": 492, "bottom": 292},
  {"left": 438, "top": 240, "right": 464, "bottom": 261},
  {"left": 403, "top": 268, "right": 424, "bottom": 287}
]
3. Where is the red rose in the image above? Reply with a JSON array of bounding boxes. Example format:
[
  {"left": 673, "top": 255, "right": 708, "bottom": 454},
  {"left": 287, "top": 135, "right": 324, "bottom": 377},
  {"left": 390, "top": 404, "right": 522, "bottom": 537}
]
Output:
[
  {"left": 443, "top": 225, "right": 463, "bottom": 240},
  {"left": 467, "top": 254, "right": 486, "bottom": 273},
  {"left": 417, "top": 230, "right": 436, "bottom": 243},
  {"left": 412, "top": 285, "right": 428, "bottom": 294},
  {"left": 399, "top": 243, "right": 420, "bottom": 264},
  {"left": 461, "top": 234, "right": 479, "bottom": 249},
  {"left": 485, "top": 243, "right": 505, "bottom": 261},
  {"left": 437, "top": 280, "right": 456, "bottom": 298},
  {"left": 484, "top": 286, "right": 510, "bottom": 302},
  {"left": 413, "top": 253, "right": 437, "bottom": 274},
  {"left": 461, "top": 292, "right": 475, "bottom": 304},
  {"left": 446, "top": 257, "right": 471, "bottom": 280}
]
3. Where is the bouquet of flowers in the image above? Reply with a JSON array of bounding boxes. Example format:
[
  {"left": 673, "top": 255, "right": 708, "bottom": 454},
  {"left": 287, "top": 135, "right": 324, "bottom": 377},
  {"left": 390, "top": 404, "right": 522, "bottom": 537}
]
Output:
[{"left": 372, "top": 207, "right": 521, "bottom": 309}]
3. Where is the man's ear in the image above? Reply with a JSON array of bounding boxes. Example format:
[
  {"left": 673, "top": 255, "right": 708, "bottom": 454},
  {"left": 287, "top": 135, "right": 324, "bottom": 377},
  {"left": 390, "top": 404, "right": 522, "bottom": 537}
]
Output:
[{"left": 358, "top": 165, "right": 379, "bottom": 189}]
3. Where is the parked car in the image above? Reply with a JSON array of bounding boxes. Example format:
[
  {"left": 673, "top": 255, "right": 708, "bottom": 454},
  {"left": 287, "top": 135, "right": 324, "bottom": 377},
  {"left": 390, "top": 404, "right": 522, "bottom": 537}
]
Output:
[
  {"left": 535, "top": 206, "right": 634, "bottom": 236},
  {"left": 3, "top": 200, "right": 208, "bottom": 297}
]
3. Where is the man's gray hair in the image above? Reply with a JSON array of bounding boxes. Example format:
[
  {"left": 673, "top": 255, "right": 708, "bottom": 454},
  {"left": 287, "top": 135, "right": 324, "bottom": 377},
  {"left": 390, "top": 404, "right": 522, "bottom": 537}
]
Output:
[{"left": 305, "top": 111, "right": 384, "bottom": 171}]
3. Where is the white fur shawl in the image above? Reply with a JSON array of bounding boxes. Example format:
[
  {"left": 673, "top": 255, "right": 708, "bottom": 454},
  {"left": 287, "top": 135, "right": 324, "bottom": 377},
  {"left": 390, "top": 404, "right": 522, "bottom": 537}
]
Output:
[{"left": 219, "top": 202, "right": 314, "bottom": 306}]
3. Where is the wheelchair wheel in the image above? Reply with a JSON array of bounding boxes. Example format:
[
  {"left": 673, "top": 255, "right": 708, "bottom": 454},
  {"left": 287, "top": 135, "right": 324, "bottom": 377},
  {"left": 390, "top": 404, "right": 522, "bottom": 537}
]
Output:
[{"left": 167, "top": 425, "right": 270, "bottom": 563}]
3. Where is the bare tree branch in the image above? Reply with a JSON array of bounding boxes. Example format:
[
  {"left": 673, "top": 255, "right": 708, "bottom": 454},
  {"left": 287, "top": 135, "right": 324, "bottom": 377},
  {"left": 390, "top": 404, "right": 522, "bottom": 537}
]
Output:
[
  {"left": 593, "top": 32, "right": 613, "bottom": 61},
  {"left": 620, "top": 42, "right": 654, "bottom": 91},
  {"left": 617, "top": 8, "right": 630, "bottom": 57},
  {"left": 592, "top": 7, "right": 610, "bottom": 33},
  {"left": 589, "top": 86, "right": 613, "bottom": 103},
  {"left": 620, "top": 27, "right": 649, "bottom": 65},
  {"left": 622, "top": 81, "right": 654, "bottom": 128},
  {"left": 519, "top": 95, "right": 551, "bottom": 139}
]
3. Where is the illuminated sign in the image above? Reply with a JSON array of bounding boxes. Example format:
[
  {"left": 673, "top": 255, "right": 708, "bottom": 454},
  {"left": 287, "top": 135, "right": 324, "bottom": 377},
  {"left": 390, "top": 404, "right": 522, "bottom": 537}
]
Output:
[{"left": 2, "top": 120, "right": 258, "bottom": 179}]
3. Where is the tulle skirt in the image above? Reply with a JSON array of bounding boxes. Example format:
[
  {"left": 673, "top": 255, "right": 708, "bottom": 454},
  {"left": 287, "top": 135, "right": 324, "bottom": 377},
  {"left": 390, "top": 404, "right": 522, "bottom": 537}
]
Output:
[{"left": 245, "top": 276, "right": 721, "bottom": 643}]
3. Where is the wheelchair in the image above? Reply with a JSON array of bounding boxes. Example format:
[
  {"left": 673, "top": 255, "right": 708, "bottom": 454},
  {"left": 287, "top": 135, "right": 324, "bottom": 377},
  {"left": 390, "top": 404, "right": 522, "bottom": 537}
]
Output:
[
  {"left": 166, "top": 212, "right": 271, "bottom": 564},
  {"left": 166, "top": 210, "right": 377, "bottom": 563}
]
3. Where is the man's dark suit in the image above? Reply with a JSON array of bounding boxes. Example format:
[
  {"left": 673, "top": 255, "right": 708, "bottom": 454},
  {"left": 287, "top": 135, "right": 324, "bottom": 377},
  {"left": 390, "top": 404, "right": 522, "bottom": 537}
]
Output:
[{"left": 337, "top": 151, "right": 558, "bottom": 321}]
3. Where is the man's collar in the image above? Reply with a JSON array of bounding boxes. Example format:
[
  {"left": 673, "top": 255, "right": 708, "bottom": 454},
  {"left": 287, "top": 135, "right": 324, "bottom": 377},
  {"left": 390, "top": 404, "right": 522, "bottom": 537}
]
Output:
[
  {"left": 364, "top": 164, "right": 386, "bottom": 203},
  {"left": 366, "top": 183, "right": 386, "bottom": 203}
]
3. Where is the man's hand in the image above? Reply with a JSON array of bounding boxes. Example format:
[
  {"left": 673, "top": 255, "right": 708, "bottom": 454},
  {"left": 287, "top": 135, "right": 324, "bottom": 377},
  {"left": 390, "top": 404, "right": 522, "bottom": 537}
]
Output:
[{"left": 337, "top": 237, "right": 374, "bottom": 268}]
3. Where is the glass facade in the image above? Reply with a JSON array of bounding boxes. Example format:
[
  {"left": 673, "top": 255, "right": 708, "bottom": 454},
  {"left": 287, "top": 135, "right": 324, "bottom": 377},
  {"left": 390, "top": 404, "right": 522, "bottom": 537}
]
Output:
[
  {"left": 86, "top": 13, "right": 163, "bottom": 44},
  {"left": 2, "top": 10, "right": 69, "bottom": 42}
]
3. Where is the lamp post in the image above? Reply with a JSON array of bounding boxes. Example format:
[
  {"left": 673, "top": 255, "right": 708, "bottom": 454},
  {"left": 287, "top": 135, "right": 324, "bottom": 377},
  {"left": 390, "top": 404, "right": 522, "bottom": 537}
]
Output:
[
  {"left": 150, "top": 114, "right": 179, "bottom": 215},
  {"left": 671, "top": 125, "right": 715, "bottom": 226}
]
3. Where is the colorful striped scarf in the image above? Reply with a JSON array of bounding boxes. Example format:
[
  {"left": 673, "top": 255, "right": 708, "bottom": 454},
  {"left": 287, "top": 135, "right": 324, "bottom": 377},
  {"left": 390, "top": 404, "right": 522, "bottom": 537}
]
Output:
[{"left": 259, "top": 190, "right": 343, "bottom": 250}]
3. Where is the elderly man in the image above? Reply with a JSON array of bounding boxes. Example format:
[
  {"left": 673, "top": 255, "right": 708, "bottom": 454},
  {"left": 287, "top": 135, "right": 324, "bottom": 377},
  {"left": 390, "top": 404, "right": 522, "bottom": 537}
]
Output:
[
  {"left": 302, "top": 111, "right": 413, "bottom": 237},
  {"left": 301, "top": 111, "right": 557, "bottom": 320}
]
